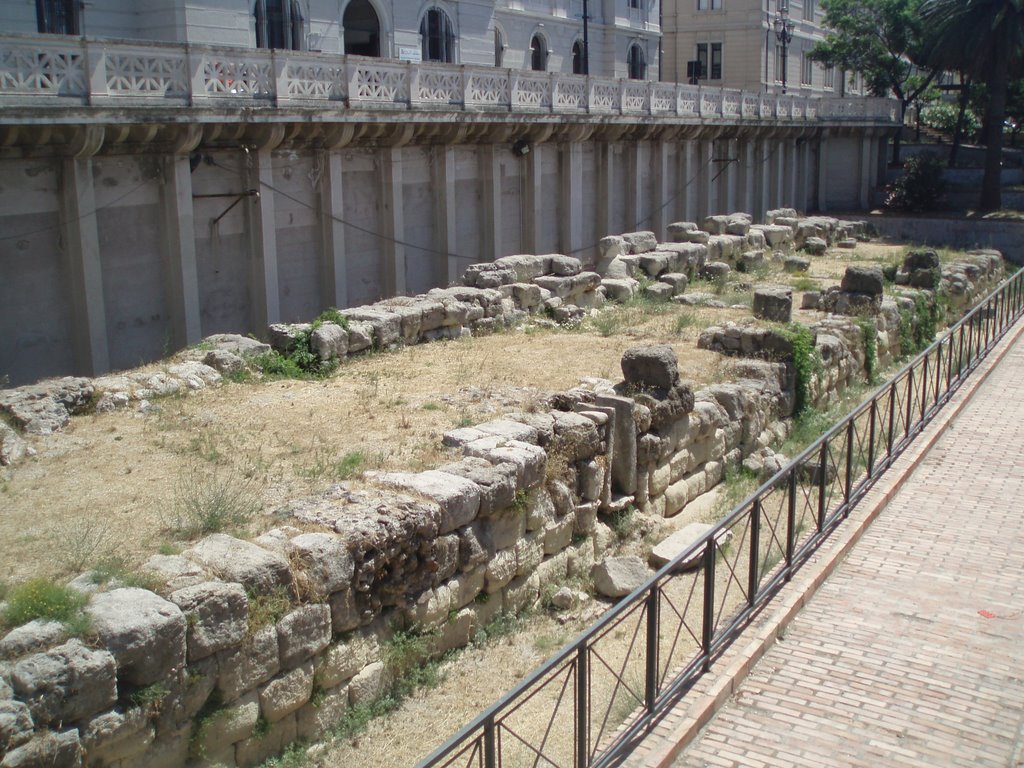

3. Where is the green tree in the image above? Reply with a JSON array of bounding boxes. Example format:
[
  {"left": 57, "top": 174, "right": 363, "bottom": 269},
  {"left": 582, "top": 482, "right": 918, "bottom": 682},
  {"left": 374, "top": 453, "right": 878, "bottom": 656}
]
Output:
[
  {"left": 810, "top": 0, "right": 941, "bottom": 163},
  {"left": 922, "top": 0, "right": 1024, "bottom": 211}
]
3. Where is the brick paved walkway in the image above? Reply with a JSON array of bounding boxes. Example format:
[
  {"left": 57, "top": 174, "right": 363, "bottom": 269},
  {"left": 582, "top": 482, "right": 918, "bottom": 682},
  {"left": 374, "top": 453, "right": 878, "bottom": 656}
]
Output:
[{"left": 667, "top": 332, "right": 1024, "bottom": 767}]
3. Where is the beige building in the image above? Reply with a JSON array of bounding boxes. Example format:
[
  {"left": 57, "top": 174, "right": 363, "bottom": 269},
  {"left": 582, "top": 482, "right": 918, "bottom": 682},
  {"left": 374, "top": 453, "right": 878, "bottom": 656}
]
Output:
[{"left": 662, "top": 0, "right": 865, "bottom": 96}]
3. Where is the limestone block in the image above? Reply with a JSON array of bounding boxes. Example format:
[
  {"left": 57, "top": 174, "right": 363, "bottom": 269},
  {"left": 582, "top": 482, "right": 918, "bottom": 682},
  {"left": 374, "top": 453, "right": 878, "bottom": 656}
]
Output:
[
  {"left": 664, "top": 478, "right": 690, "bottom": 517},
  {"left": 170, "top": 581, "right": 248, "bottom": 662},
  {"left": 0, "top": 729, "right": 81, "bottom": 768},
  {"left": 141, "top": 554, "right": 207, "bottom": 592},
  {"left": 0, "top": 620, "right": 66, "bottom": 661},
  {"left": 217, "top": 626, "right": 280, "bottom": 702},
  {"left": 841, "top": 265, "right": 884, "bottom": 296},
  {"left": 328, "top": 589, "right": 360, "bottom": 634},
  {"left": 649, "top": 523, "right": 721, "bottom": 569},
  {"left": 475, "top": 419, "right": 540, "bottom": 445},
  {"left": 186, "top": 534, "right": 292, "bottom": 595},
  {"left": 548, "top": 254, "right": 583, "bottom": 276},
  {"left": 504, "top": 574, "right": 540, "bottom": 614},
  {"left": 601, "top": 277, "right": 639, "bottom": 302},
  {"left": 346, "top": 321, "right": 374, "bottom": 353},
  {"left": 86, "top": 588, "right": 186, "bottom": 686},
  {"left": 0, "top": 423, "right": 28, "bottom": 467},
  {"left": 645, "top": 282, "right": 674, "bottom": 301},
  {"left": 193, "top": 691, "right": 259, "bottom": 754},
  {"left": 372, "top": 470, "right": 481, "bottom": 534},
  {"left": 637, "top": 251, "right": 673, "bottom": 278},
  {"left": 746, "top": 230, "right": 767, "bottom": 249},
  {"left": 514, "top": 535, "right": 544, "bottom": 577},
  {"left": 803, "top": 237, "right": 827, "bottom": 255},
  {"left": 296, "top": 683, "right": 349, "bottom": 742},
  {"left": 753, "top": 287, "right": 793, "bottom": 323},
  {"left": 11, "top": 640, "right": 117, "bottom": 725},
  {"left": 314, "top": 633, "right": 376, "bottom": 690},
  {"left": 285, "top": 532, "right": 355, "bottom": 599},
  {"left": 551, "top": 411, "right": 602, "bottom": 461},
  {"left": 472, "top": 441, "right": 546, "bottom": 489},
  {"left": 666, "top": 221, "right": 698, "bottom": 242},
  {"left": 528, "top": 487, "right": 558, "bottom": 530},
  {"left": 310, "top": 322, "right": 348, "bottom": 360},
  {"left": 0, "top": 699, "right": 33, "bottom": 752},
  {"left": 621, "top": 344, "right": 679, "bottom": 390},
  {"left": 447, "top": 567, "right": 486, "bottom": 610},
  {"left": 621, "top": 231, "right": 658, "bottom": 254},
  {"left": 592, "top": 556, "right": 652, "bottom": 598},
  {"left": 702, "top": 215, "right": 729, "bottom": 235},
  {"left": 649, "top": 463, "right": 671, "bottom": 498},
  {"left": 492, "top": 254, "right": 552, "bottom": 282},
  {"left": 259, "top": 660, "right": 313, "bottom": 723},
  {"left": 235, "top": 712, "right": 296, "bottom": 767},
  {"left": 267, "top": 323, "right": 310, "bottom": 354},
  {"left": 543, "top": 512, "right": 575, "bottom": 555},
  {"left": 509, "top": 283, "right": 543, "bottom": 310},
  {"left": 597, "top": 236, "right": 628, "bottom": 270},
  {"left": 80, "top": 707, "right": 154, "bottom": 765},
  {"left": 406, "top": 585, "right": 452, "bottom": 628},
  {"left": 700, "top": 261, "right": 731, "bottom": 281},
  {"left": 485, "top": 549, "right": 518, "bottom": 592},
  {"left": 277, "top": 604, "right": 331, "bottom": 669},
  {"left": 738, "top": 251, "right": 765, "bottom": 273},
  {"left": 347, "top": 661, "right": 386, "bottom": 707},
  {"left": 340, "top": 308, "right": 401, "bottom": 347}
]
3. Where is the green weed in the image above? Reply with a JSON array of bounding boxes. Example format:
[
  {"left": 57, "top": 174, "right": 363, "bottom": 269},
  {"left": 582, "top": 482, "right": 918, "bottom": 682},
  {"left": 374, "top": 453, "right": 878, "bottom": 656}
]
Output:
[
  {"left": 2, "top": 578, "right": 87, "bottom": 630},
  {"left": 335, "top": 451, "right": 365, "bottom": 481}
]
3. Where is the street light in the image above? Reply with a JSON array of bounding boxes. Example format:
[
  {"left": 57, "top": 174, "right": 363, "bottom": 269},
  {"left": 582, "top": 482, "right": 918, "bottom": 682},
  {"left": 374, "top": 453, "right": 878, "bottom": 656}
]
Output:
[{"left": 773, "top": 3, "right": 795, "bottom": 94}]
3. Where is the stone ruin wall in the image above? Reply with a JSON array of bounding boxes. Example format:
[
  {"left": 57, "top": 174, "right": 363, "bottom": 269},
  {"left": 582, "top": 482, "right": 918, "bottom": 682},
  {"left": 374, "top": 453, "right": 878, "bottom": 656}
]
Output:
[{"left": 0, "top": 211, "right": 1006, "bottom": 768}]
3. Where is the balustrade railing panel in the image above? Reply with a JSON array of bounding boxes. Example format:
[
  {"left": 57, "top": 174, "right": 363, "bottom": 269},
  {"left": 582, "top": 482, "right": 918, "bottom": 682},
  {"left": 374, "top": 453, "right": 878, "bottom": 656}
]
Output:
[
  {"left": 201, "top": 49, "right": 273, "bottom": 99},
  {"left": 103, "top": 45, "right": 189, "bottom": 98},
  {"left": 282, "top": 53, "right": 346, "bottom": 102},
  {"left": 511, "top": 70, "right": 552, "bottom": 110},
  {"left": 348, "top": 56, "right": 409, "bottom": 106},
  {"left": 0, "top": 38, "right": 86, "bottom": 97},
  {"left": 421, "top": 268, "right": 1024, "bottom": 768}
]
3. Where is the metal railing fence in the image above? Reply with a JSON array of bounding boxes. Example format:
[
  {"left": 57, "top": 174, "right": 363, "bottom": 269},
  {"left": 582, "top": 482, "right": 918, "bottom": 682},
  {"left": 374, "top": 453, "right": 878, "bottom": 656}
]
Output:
[{"left": 419, "top": 267, "right": 1024, "bottom": 768}]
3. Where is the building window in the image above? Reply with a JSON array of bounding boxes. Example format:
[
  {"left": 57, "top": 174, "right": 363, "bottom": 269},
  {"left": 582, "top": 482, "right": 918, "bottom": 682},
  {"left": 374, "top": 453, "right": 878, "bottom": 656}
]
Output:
[
  {"left": 36, "top": 0, "right": 78, "bottom": 34},
  {"left": 697, "top": 42, "right": 722, "bottom": 80},
  {"left": 774, "top": 44, "right": 785, "bottom": 83},
  {"left": 824, "top": 65, "right": 834, "bottom": 89},
  {"left": 571, "top": 40, "right": 585, "bottom": 75},
  {"left": 530, "top": 34, "right": 548, "bottom": 71},
  {"left": 629, "top": 0, "right": 642, "bottom": 9},
  {"left": 255, "top": 0, "right": 303, "bottom": 50},
  {"left": 343, "top": 0, "right": 380, "bottom": 57},
  {"left": 801, "top": 53, "right": 812, "bottom": 86},
  {"left": 495, "top": 28, "right": 504, "bottom": 67},
  {"left": 697, "top": 0, "right": 721, "bottom": 9},
  {"left": 627, "top": 44, "right": 646, "bottom": 79},
  {"left": 803, "top": 0, "right": 814, "bottom": 21},
  {"left": 421, "top": 7, "right": 455, "bottom": 63}
]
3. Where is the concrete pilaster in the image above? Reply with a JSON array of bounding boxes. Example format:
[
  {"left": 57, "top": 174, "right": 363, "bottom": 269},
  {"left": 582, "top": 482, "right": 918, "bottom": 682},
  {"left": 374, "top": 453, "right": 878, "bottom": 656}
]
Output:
[
  {"left": 596, "top": 142, "right": 614, "bottom": 241},
  {"left": 760, "top": 138, "right": 773, "bottom": 219},
  {"left": 433, "top": 145, "right": 459, "bottom": 286},
  {"left": 626, "top": 141, "right": 640, "bottom": 230},
  {"left": 480, "top": 144, "right": 502, "bottom": 261},
  {"left": 725, "top": 138, "right": 739, "bottom": 214},
  {"left": 247, "top": 149, "right": 280, "bottom": 328},
  {"left": 560, "top": 143, "right": 583, "bottom": 255},
  {"left": 775, "top": 140, "right": 787, "bottom": 210},
  {"left": 786, "top": 139, "right": 798, "bottom": 211},
  {"left": 61, "top": 157, "right": 110, "bottom": 376},
  {"left": 741, "top": 140, "right": 755, "bottom": 216},
  {"left": 684, "top": 140, "right": 698, "bottom": 221},
  {"left": 161, "top": 154, "right": 202, "bottom": 349},
  {"left": 380, "top": 147, "right": 406, "bottom": 295},
  {"left": 859, "top": 135, "right": 873, "bottom": 210},
  {"left": 817, "top": 136, "right": 830, "bottom": 213},
  {"left": 319, "top": 151, "right": 348, "bottom": 307}
]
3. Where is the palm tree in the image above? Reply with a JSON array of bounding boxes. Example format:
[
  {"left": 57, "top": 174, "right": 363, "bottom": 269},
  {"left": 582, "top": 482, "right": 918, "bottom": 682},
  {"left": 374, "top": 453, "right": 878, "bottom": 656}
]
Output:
[{"left": 921, "top": 0, "right": 1024, "bottom": 211}]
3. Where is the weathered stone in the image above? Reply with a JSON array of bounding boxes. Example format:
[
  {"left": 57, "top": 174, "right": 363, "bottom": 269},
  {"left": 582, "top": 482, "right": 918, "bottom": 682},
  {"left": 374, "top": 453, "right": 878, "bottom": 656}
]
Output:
[
  {"left": 0, "top": 699, "right": 33, "bottom": 752},
  {"left": 837, "top": 238, "right": 858, "bottom": 249},
  {"left": 371, "top": 470, "right": 481, "bottom": 534},
  {"left": 0, "top": 621, "right": 66, "bottom": 661},
  {"left": 310, "top": 322, "right": 349, "bottom": 360},
  {"left": 0, "top": 422, "right": 28, "bottom": 467},
  {"left": 700, "top": 261, "right": 731, "bottom": 280},
  {"left": 644, "top": 281, "right": 674, "bottom": 301},
  {"left": 551, "top": 410, "right": 601, "bottom": 462},
  {"left": 783, "top": 255, "right": 811, "bottom": 274},
  {"left": 841, "top": 265, "right": 884, "bottom": 296},
  {"left": 649, "top": 524, "right": 720, "bottom": 569},
  {"left": 0, "top": 377, "right": 94, "bottom": 435},
  {"left": 469, "top": 440, "right": 546, "bottom": 489},
  {"left": 201, "top": 333, "right": 271, "bottom": 358},
  {"left": 267, "top": 323, "right": 311, "bottom": 354},
  {"left": 738, "top": 251, "right": 765, "bottom": 273},
  {"left": 186, "top": 534, "right": 292, "bottom": 595},
  {"left": 235, "top": 712, "right": 297, "bottom": 766},
  {"left": 597, "top": 236, "right": 628, "bottom": 271},
  {"left": 803, "top": 236, "right": 828, "bottom": 255},
  {"left": 621, "top": 231, "right": 658, "bottom": 254},
  {"left": 347, "top": 661, "right": 386, "bottom": 706},
  {"left": 287, "top": 532, "right": 355, "bottom": 598},
  {"left": 11, "top": 640, "right": 117, "bottom": 725},
  {"left": 621, "top": 345, "right": 679, "bottom": 390},
  {"left": 277, "top": 604, "right": 332, "bottom": 669},
  {"left": 601, "top": 278, "right": 639, "bottom": 302},
  {"left": 193, "top": 690, "right": 259, "bottom": 754},
  {"left": 0, "top": 729, "right": 81, "bottom": 768},
  {"left": 86, "top": 588, "right": 186, "bottom": 686},
  {"left": 170, "top": 581, "right": 248, "bottom": 662},
  {"left": 296, "top": 683, "right": 349, "bottom": 742},
  {"left": 80, "top": 707, "right": 153, "bottom": 766},
  {"left": 752, "top": 286, "right": 793, "bottom": 323},
  {"left": 217, "top": 626, "right": 280, "bottom": 702},
  {"left": 346, "top": 321, "right": 374, "bottom": 353},
  {"left": 259, "top": 660, "right": 313, "bottom": 722},
  {"left": 591, "top": 556, "right": 651, "bottom": 598}
]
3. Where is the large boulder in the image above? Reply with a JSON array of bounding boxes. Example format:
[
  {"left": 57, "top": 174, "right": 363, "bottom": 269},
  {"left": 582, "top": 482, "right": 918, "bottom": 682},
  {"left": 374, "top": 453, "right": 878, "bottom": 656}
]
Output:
[
  {"left": 752, "top": 287, "right": 793, "bottom": 323},
  {"left": 86, "top": 588, "right": 187, "bottom": 686},
  {"left": 841, "top": 265, "right": 884, "bottom": 296},
  {"left": 170, "top": 581, "right": 249, "bottom": 662},
  {"left": 185, "top": 534, "right": 293, "bottom": 595},
  {"left": 592, "top": 556, "right": 651, "bottom": 598},
  {"left": 11, "top": 640, "right": 117, "bottom": 725}
]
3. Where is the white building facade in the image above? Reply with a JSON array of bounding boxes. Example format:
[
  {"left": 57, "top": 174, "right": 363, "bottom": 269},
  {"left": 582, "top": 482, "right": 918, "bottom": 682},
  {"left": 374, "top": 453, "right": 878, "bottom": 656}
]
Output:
[{"left": 4, "top": 0, "right": 661, "bottom": 80}]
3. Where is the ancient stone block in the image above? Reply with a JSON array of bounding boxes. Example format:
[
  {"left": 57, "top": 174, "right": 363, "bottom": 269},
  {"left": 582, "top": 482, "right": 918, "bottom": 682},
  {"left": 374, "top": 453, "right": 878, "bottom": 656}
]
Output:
[
  {"left": 12, "top": 640, "right": 117, "bottom": 725},
  {"left": 277, "top": 604, "right": 331, "bottom": 669},
  {"left": 753, "top": 286, "right": 793, "bottom": 323},
  {"left": 186, "top": 534, "right": 292, "bottom": 595},
  {"left": 259, "top": 660, "right": 313, "bottom": 723},
  {"left": 621, "top": 344, "right": 679, "bottom": 390},
  {"left": 170, "top": 581, "right": 248, "bottom": 662}
]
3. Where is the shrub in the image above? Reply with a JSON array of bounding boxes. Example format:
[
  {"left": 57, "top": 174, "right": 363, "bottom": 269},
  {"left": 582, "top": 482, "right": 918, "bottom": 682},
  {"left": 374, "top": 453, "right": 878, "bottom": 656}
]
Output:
[
  {"left": 2, "top": 578, "right": 87, "bottom": 628},
  {"left": 782, "top": 323, "right": 821, "bottom": 417},
  {"left": 920, "top": 101, "right": 979, "bottom": 137},
  {"left": 168, "top": 463, "right": 261, "bottom": 539},
  {"left": 885, "top": 153, "right": 946, "bottom": 213}
]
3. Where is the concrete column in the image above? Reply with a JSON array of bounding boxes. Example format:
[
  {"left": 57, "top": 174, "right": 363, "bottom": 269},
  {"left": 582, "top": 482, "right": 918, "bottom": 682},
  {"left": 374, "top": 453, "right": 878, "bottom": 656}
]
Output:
[
  {"left": 433, "top": 145, "right": 459, "bottom": 285},
  {"left": 859, "top": 135, "right": 873, "bottom": 210},
  {"left": 775, "top": 140, "right": 787, "bottom": 210},
  {"left": 480, "top": 144, "right": 502, "bottom": 260},
  {"left": 319, "top": 151, "right": 348, "bottom": 307},
  {"left": 684, "top": 140, "right": 698, "bottom": 221},
  {"left": 596, "top": 142, "right": 614, "bottom": 240},
  {"left": 626, "top": 141, "right": 640, "bottom": 230},
  {"left": 741, "top": 140, "right": 756, "bottom": 215},
  {"left": 651, "top": 139, "right": 670, "bottom": 240},
  {"left": 760, "top": 138, "right": 772, "bottom": 219},
  {"left": 725, "top": 138, "right": 739, "bottom": 214},
  {"left": 800, "top": 139, "right": 813, "bottom": 212},
  {"left": 380, "top": 147, "right": 406, "bottom": 295},
  {"left": 786, "top": 139, "right": 798, "bottom": 211},
  {"left": 247, "top": 149, "right": 280, "bottom": 329},
  {"left": 61, "top": 157, "right": 110, "bottom": 376},
  {"left": 817, "top": 136, "right": 829, "bottom": 213},
  {"left": 702, "top": 139, "right": 716, "bottom": 219},
  {"left": 161, "top": 154, "right": 202, "bottom": 350},
  {"left": 560, "top": 143, "right": 583, "bottom": 255}
]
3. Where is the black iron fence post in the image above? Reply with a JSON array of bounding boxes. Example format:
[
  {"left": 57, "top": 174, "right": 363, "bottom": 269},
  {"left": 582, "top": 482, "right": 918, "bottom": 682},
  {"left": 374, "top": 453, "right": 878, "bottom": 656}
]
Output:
[
  {"left": 887, "top": 381, "right": 897, "bottom": 459},
  {"left": 576, "top": 647, "right": 588, "bottom": 768},
  {"left": 867, "top": 399, "right": 877, "bottom": 476},
  {"left": 920, "top": 354, "right": 928, "bottom": 422},
  {"left": 785, "top": 470, "right": 796, "bottom": 580},
  {"left": 484, "top": 716, "right": 496, "bottom": 768},
  {"left": 702, "top": 541, "right": 716, "bottom": 671},
  {"left": 817, "top": 441, "right": 827, "bottom": 530},
  {"left": 904, "top": 368, "right": 914, "bottom": 438},
  {"left": 945, "top": 333, "right": 954, "bottom": 390},
  {"left": 844, "top": 419, "right": 854, "bottom": 507},
  {"left": 748, "top": 498, "right": 761, "bottom": 604},
  {"left": 645, "top": 588, "right": 658, "bottom": 712}
]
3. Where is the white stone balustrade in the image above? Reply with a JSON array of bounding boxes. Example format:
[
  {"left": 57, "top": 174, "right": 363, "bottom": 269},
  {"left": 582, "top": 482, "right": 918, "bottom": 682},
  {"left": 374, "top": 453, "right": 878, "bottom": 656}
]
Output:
[{"left": 0, "top": 33, "right": 898, "bottom": 124}]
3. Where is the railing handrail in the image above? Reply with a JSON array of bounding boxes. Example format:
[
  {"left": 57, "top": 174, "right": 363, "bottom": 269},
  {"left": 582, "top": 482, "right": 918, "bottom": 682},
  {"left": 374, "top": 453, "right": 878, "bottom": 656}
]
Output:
[
  {"left": 0, "top": 32, "right": 899, "bottom": 123},
  {"left": 419, "top": 265, "right": 1024, "bottom": 768}
]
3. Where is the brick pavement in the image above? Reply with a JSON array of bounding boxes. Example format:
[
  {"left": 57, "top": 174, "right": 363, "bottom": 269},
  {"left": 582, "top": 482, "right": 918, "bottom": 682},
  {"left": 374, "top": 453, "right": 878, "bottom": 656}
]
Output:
[{"left": 662, "top": 330, "right": 1024, "bottom": 767}]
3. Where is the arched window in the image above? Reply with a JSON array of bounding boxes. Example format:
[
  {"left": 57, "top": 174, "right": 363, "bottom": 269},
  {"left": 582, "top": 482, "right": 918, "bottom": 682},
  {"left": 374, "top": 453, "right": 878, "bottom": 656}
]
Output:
[
  {"left": 494, "top": 28, "right": 504, "bottom": 67},
  {"left": 343, "top": 0, "right": 380, "bottom": 57},
  {"left": 36, "top": 0, "right": 77, "bottom": 34},
  {"left": 255, "top": 0, "right": 304, "bottom": 50},
  {"left": 421, "top": 8, "right": 455, "bottom": 63},
  {"left": 530, "top": 34, "right": 547, "bottom": 72},
  {"left": 627, "top": 43, "right": 646, "bottom": 80},
  {"left": 571, "top": 40, "right": 585, "bottom": 75}
]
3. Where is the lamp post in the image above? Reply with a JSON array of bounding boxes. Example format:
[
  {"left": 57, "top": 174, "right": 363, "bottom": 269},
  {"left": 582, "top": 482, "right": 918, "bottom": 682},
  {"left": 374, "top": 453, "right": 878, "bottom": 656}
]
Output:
[
  {"left": 582, "top": 0, "right": 590, "bottom": 75},
  {"left": 773, "top": 3, "right": 794, "bottom": 94}
]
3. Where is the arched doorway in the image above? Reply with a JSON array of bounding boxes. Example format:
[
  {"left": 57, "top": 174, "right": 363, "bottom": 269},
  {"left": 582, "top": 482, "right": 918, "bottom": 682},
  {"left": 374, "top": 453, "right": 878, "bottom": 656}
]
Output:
[
  {"left": 627, "top": 43, "right": 646, "bottom": 80},
  {"left": 343, "top": 0, "right": 380, "bottom": 57},
  {"left": 571, "top": 40, "right": 584, "bottom": 75},
  {"left": 530, "top": 34, "right": 547, "bottom": 72},
  {"left": 421, "top": 7, "right": 455, "bottom": 63}
]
